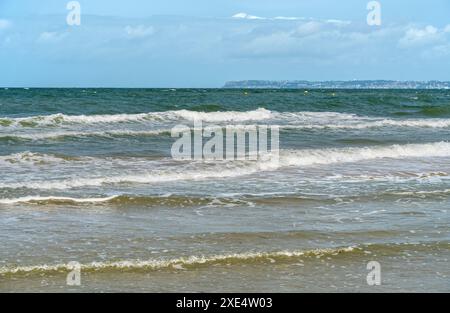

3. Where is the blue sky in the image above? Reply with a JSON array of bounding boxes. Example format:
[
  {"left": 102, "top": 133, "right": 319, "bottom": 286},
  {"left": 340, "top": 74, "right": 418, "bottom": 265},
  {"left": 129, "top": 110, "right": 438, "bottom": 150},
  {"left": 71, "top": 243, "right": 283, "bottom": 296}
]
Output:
[{"left": 1, "top": 0, "right": 449, "bottom": 87}]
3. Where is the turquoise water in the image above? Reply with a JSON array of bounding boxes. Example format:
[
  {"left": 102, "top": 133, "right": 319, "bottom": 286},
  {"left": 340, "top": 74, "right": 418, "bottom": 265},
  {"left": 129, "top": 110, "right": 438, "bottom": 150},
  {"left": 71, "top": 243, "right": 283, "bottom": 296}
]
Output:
[{"left": 0, "top": 88, "right": 449, "bottom": 292}]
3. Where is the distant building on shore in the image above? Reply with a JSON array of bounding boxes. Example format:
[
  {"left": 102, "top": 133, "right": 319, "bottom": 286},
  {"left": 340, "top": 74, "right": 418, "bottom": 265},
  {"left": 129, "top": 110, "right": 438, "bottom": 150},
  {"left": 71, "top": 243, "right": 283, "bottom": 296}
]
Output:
[{"left": 223, "top": 80, "right": 450, "bottom": 89}]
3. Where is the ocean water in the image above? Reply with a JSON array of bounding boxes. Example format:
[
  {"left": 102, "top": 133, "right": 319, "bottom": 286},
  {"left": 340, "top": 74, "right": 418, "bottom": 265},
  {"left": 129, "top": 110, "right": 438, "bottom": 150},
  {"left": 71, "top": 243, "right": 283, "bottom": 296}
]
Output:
[{"left": 0, "top": 88, "right": 449, "bottom": 292}]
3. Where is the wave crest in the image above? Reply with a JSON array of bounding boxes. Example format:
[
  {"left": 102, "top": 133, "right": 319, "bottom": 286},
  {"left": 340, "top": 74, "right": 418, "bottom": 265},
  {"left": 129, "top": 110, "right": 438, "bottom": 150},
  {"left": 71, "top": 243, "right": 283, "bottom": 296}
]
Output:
[
  {"left": 0, "top": 246, "right": 357, "bottom": 275},
  {"left": 1, "top": 142, "right": 450, "bottom": 190},
  {"left": 4, "top": 109, "right": 450, "bottom": 129},
  {"left": 0, "top": 108, "right": 274, "bottom": 127}
]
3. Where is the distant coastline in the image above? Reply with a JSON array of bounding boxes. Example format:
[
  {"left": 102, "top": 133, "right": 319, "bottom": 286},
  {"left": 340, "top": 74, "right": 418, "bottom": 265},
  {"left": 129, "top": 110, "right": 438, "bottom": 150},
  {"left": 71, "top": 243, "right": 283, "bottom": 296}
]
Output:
[{"left": 223, "top": 80, "right": 450, "bottom": 89}]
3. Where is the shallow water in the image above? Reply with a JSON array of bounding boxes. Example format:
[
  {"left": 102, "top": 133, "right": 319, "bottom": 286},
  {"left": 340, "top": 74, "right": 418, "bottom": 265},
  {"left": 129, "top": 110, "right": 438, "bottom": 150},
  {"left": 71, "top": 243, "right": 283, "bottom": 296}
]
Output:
[{"left": 0, "top": 89, "right": 449, "bottom": 292}]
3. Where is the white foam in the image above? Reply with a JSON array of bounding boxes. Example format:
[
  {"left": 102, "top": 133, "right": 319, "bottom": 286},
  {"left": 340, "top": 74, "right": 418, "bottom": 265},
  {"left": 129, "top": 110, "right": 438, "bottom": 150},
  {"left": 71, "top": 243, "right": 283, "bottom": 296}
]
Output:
[
  {"left": 389, "top": 189, "right": 450, "bottom": 196},
  {"left": 0, "top": 166, "right": 260, "bottom": 190},
  {"left": 277, "top": 141, "right": 450, "bottom": 167},
  {"left": 3, "top": 112, "right": 151, "bottom": 126},
  {"left": 0, "top": 108, "right": 274, "bottom": 127},
  {"left": 0, "top": 195, "right": 119, "bottom": 204},
  {"left": 0, "top": 152, "right": 69, "bottom": 164},
  {"left": 293, "top": 119, "right": 450, "bottom": 129},
  {"left": 172, "top": 108, "right": 273, "bottom": 122},
  {"left": 0, "top": 129, "right": 169, "bottom": 140},
  {"left": 1, "top": 142, "right": 449, "bottom": 190},
  {"left": 0, "top": 246, "right": 356, "bottom": 275},
  {"left": 3, "top": 109, "right": 450, "bottom": 131}
]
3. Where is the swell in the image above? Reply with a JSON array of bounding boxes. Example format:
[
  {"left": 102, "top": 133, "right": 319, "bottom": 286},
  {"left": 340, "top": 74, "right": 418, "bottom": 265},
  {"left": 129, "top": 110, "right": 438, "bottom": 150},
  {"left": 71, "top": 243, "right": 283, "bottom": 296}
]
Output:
[
  {"left": 3, "top": 186, "right": 450, "bottom": 207},
  {"left": 278, "top": 141, "right": 450, "bottom": 167},
  {"left": 4, "top": 121, "right": 450, "bottom": 142},
  {"left": 420, "top": 106, "right": 450, "bottom": 117},
  {"left": 1, "top": 242, "right": 448, "bottom": 276},
  {"left": 0, "top": 108, "right": 273, "bottom": 127},
  {"left": 1, "top": 142, "right": 450, "bottom": 190},
  {"left": 0, "top": 129, "right": 172, "bottom": 141},
  {"left": 0, "top": 195, "right": 253, "bottom": 206},
  {"left": 0, "top": 151, "right": 82, "bottom": 165},
  {"left": 0, "top": 195, "right": 119, "bottom": 205},
  {"left": 3, "top": 109, "right": 450, "bottom": 132},
  {"left": 0, "top": 246, "right": 358, "bottom": 275},
  {"left": 386, "top": 189, "right": 450, "bottom": 197},
  {"left": 290, "top": 119, "right": 450, "bottom": 129}
]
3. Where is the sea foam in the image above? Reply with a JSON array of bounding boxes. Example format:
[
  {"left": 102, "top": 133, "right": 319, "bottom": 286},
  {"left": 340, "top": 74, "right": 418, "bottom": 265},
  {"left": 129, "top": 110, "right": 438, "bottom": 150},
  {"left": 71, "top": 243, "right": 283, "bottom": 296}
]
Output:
[
  {"left": 0, "top": 142, "right": 449, "bottom": 190},
  {"left": 0, "top": 108, "right": 449, "bottom": 125},
  {"left": 0, "top": 246, "right": 357, "bottom": 275}
]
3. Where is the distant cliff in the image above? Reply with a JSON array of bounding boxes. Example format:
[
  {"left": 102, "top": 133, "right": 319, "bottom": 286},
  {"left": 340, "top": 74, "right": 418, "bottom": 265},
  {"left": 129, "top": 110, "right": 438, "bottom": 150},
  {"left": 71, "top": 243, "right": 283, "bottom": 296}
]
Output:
[{"left": 223, "top": 80, "right": 450, "bottom": 89}]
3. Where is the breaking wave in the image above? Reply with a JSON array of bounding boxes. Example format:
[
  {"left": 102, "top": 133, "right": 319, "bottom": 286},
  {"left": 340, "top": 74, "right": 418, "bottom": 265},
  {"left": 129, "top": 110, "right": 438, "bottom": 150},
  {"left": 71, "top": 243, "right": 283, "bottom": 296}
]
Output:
[
  {"left": 2, "top": 242, "right": 447, "bottom": 276},
  {"left": 0, "top": 195, "right": 119, "bottom": 205},
  {"left": 0, "top": 108, "right": 274, "bottom": 127},
  {"left": 0, "top": 246, "right": 358, "bottom": 275},
  {"left": 0, "top": 151, "right": 82, "bottom": 165},
  {"left": 0, "top": 142, "right": 449, "bottom": 190},
  {"left": 0, "top": 194, "right": 253, "bottom": 206},
  {"left": 0, "top": 129, "right": 171, "bottom": 141},
  {"left": 3, "top": 109, "right": 450, "bottom": 130},
  {"left": 277, "top": 141, "right": 450, "bottom": 167}
]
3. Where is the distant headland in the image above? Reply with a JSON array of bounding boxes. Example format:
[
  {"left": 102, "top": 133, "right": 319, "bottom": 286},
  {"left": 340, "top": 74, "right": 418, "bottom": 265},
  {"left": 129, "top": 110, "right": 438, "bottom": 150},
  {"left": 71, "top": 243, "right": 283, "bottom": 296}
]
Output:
[{"left": 223, "top": 80, "right": 450, "bottom": 89}]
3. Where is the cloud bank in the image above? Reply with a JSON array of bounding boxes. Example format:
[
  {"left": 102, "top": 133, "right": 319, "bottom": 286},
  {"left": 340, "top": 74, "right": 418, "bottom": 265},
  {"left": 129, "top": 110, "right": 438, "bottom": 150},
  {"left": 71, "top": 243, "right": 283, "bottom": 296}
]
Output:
[{"left": 1, "top": 14, "right": 449, "bottom": 86}]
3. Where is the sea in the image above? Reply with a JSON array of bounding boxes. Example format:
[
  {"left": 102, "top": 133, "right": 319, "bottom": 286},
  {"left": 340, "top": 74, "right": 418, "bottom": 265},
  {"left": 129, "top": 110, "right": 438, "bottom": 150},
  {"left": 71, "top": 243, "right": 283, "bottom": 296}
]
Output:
[{"left": 0, "top": 88, "right": 449, "bottom": 292}]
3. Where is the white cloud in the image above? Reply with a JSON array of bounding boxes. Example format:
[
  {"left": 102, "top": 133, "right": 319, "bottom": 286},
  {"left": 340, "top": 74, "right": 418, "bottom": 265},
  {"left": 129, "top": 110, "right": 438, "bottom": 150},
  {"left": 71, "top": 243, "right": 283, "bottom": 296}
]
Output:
[
  {"left": 424, "top": 44, "right": 450, "bottom": 58},
  {"left": 0, "top": 19, "right": 11, "bottom": 30},
  {"left": 445, "top": 25, "right": 450, "bottom": 33},
  {"left": 38, "top": 31, "right": 67, "bottom": 43},
  {"left": 5, "top": 14, "right": 450, "bottom": 85},
  {"left": 232, "top": 13, "right": 264, "bottom": 20},
  {"left": 7, "top": 15, "right": 450, "bottom": 69},
  {"left": 294, "top": 21, "right": 322, "bottom": 37},
  {"left": 125, "top": 25, "right": 155, "bottom": 38},
  {"left": 225, "top": 21, "right": 404, "bottom": 61},
  {"left": 399, "top": 25, "right": 441, "bottom": 47},
  {"left": 274, "top": 16, "right": 301, "bottom": 21},
  {"left": 231, "top": 13, "right": 351, "bottom": 26},
  {"left": 326, "top": 19, "right": 352, "bottom": 26}
]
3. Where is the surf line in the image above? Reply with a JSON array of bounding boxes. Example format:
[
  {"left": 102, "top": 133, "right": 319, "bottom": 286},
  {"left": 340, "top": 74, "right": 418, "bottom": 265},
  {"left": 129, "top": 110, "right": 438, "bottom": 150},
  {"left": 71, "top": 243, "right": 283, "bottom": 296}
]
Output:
[{"left": 171, "top": 119, "right": 279, "bottom": 161}]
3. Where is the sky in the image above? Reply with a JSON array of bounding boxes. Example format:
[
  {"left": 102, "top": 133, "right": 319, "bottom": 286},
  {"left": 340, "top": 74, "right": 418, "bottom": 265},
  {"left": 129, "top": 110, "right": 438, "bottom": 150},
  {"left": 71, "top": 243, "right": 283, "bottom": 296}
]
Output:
[{"left": 0, "top": 0, "right": 449, "bottom": 87}]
